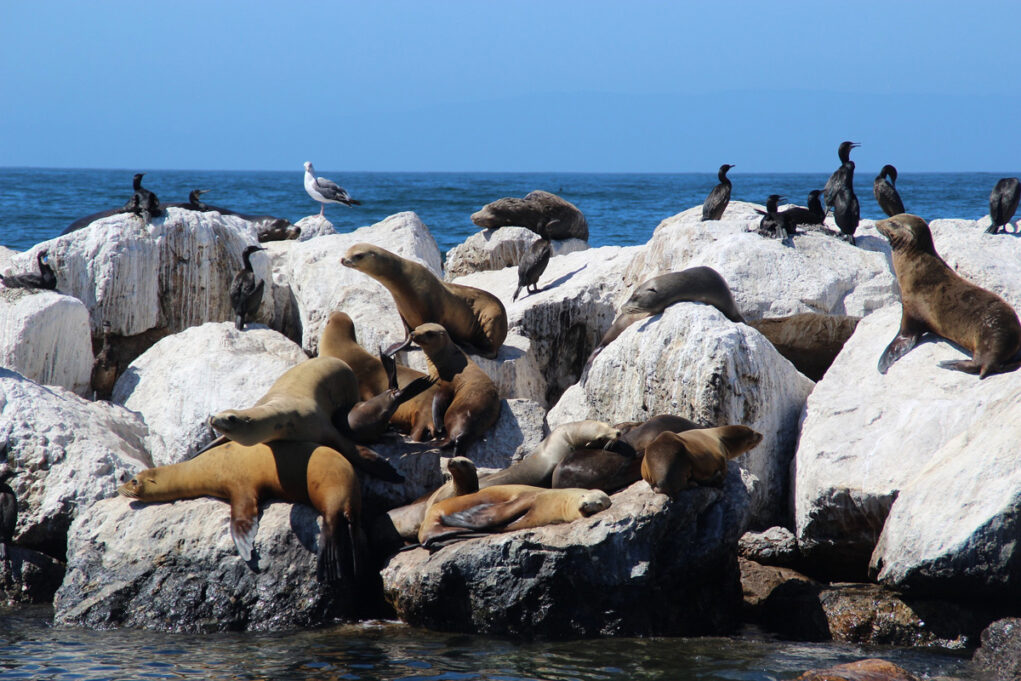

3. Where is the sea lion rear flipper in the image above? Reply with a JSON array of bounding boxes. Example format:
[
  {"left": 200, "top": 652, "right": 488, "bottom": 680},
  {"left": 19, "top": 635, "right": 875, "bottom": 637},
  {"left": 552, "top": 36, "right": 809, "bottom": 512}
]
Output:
[
  {"left": 877, "top": 331, "right": 922, "bottom": 373},
  {"left": 422, "top": 530, "right": 491, "bottom": 552},
  {"left": 393, "top": 376, "right": 437, "bottom": 407},
  {"left": 191, "top": 434, "right": 229, "bottom": 459},
  {"left": 317, "top": 518, "right": 356, "bottom": 582},
  {"left": 229, "top": 498, "right": 260, "bottom": 562}
]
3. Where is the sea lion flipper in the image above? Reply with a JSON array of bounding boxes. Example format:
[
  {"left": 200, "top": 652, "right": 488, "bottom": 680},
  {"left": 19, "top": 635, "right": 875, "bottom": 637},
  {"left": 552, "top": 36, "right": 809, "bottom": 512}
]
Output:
[
  {"left": 353, "top": 444, "right": 404, "bottom": 483},
  {"left": 317, "top": 518, "right": 354, "bottom": 583},
  {"left": 431, "top": 386, "right": 454, "bottom": 436},
  {"left": 422, "top": 530, "right": 490, "bottom": 552},
  {"left": 378, "top": 347, "right": 398, "bottom": 391},
  {"left": 441, "top": 497, "right": 531, "bottom": 531},
  {"left": 191, "top": 434, "right": 230, "bottom": 459},
  {"left": 229, "top": 500, "right": 259, "bottom": 561},
  {"left": 877, "top": 332, "right": 921, "bottom": 373}
]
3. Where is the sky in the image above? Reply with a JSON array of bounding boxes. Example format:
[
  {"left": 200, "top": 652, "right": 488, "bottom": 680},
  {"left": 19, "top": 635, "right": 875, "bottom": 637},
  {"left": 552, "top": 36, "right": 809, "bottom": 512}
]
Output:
[{"left": 2, "top": 1, "right": 1020, "bottom": 173}]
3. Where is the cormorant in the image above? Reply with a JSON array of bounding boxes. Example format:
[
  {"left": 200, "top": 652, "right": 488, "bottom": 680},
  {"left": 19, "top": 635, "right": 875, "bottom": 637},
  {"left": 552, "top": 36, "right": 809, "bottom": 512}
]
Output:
[
  {"left": 701, "top": 164, "right": 735, "bottom": 221},
  {"left": 304, "top": 162, "right": 361, "bottom": 215},
  {"left": 122, "top": 173, "right": 162, "bottom": 221},
  {"left": 229, "top": 245, "right": 266, "bottom": 330},
  {"left": 0, "top": 250, "right": 57, "bottom": 290},
  {"left": 832, "top": 185, "right": 860, "bottom": 244},
  {"left": 778, "top": 190, "right": 826, "bottom": 229},
  {"left": 757, "top": 194, "right": 787, "bottom": 239},
  {"left": 91, "top": 321, "right": 118, "bottom": 401},
  {"left": 513, "top": 225, "right": 552, "bottom": 301},
  {"left": 873, "top": 164, "right": 905, "bottom": 217},
  {"left": 824, "top": 141, "right": 860, "bottom": 208},
  {"left": 987, "top": 177, "right": 1021, "bottom": 234},
  {"left": 0, "top": 468, "right": 16, "bottom": 562}
]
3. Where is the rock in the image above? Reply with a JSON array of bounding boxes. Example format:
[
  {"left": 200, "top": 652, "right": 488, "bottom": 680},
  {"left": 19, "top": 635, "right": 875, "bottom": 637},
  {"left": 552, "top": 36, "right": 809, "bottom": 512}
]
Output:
[
  {"left": 972, "top": 618, "right": 1021, "bottom": 679},
  {"left": 260, "top": 240, "right": 302, "bottom": 343},
  {"left": 463, "top": 398, "right": 548, "bottom": 468},
  {"left": 54, "top": 496, "right": 354, "bottom": 632},
  {"left": 0, "top": 245, "right": 16, "bottom": 271},
  {"left": 794, "top": 659, "right": 920, "bottom": 681},
  {"left": 0, "top": 289, "right": 92, "bottom": 395},
  {"left": 794, "top": 307, "right": 1021, "bottom": 576},
  {"left": 361, "top": 440, "right": 444, "bottom": 513},
  {"left": 548, "top": 303, "right": 814, "bottom": 527},
  {"left": 868, "top": 378, "right": 1021, "bottom": 600},
  {"left": 381, "top": 469, "right": 749, "bottom": 639},
  {"left": 929, "top": 218, "right": 1021, "bottom": 310},
  {"left": 111, "top": 323, "right": 309, "bottom": 466},
  {"left": 739, "top": 526, "right": 800, "bottom": 567},
  {"left": 739, "top": 558, "right": 828, "bottom": 641},
  {"left": 444, "top": 226, "right": 587, "bottom": 279},
  {"left": 0, "top": 369, "right": 152, "bottom": 558},
  {"left": 0, "top": 546, "right": 66, "bottom": 605},
  {"left": 623, "top": 203, "right": 899, "bottom": 320},
  {"left": 285, "top": 211, "right": 443, "bottom": 355},
  {"left": 470, "top": 190, "right": 588, "bottom": 241},
  {"left": 293, "top": 214, "right": 337, "bottom": 241}
]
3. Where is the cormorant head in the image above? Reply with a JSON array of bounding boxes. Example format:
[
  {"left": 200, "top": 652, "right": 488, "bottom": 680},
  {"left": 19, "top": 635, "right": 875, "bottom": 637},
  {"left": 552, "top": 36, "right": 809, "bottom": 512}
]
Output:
[
  {"left": 132, "top": 173, "right": 144, "bottom": 189},
  {"left": 880, "top": 165, "right": 898, "bottom": 183},
  {"left": 837, "top": 141, "right": 861, "bottom": 162},
  {"left": 808, "top": 190, "right": 823, "bottom": 201}
]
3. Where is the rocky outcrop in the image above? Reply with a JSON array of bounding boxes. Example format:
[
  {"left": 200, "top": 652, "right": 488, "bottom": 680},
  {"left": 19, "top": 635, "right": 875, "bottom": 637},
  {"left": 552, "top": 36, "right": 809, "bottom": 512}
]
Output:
[
  {"left": 444, "top": 226, "right": 587, "bottom": 279},
  {"left": 548, "top": 304, "right": 815, "bottom": 527},
  {"left": 54, "top": 496, "right": 354, "bottom": 632},
  {"left": 0, "top": 369, "right": 151, "bottom": 558},
  {"left": 739, "top": 558, "right": 827, "bottom": 640},
  {"left": 293, "top": 214, "right": 337, "bottom": 241},
  {"left": 739, "top": 526, "right": 800, "bottom": 567},
  {"left": 381, "top": 471, "right": 749, "bottom": 639},
  {"left": 111, "top": 323, "right": 308, "bottom": 466},
  {"left": 0, "top": 546, "right": 66, "bottom": 605},
  {"left": 973, "top": 618, "right": 1021, "bottom": 679},
  {"left": 462, "top": 398, "right": 548, "bottom": 469},
  {"left": 470, "top": 190, "right": 588, "bottom": 241},
  {"left": 0, "top": 289, "right": 93, "bottom": 396},
  {"left": 928, "top": 218, "right": 1021, "bottom": 309}
]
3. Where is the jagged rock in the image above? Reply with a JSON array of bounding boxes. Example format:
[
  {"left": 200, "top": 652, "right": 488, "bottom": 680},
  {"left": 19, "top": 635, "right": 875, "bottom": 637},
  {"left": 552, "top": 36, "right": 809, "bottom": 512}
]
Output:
[
  {"left": 0, "top": 546, "right": 66, "bottom": 605},
  {"left": 622, "top": 203, "right": 899, "bottom": 320},
  {"left": 294, "top": 214, "right": 337, "bottom": 241},
  {"left": 444, "top": 227, "right": 588, "bottom": 279},
  {"left": 462, "top": 398, "right": 547, "bottom": 468},
  {"left": 548, "top": 304, "right": 814, "bottom": 527},
  {"left": 54, "top": 496, "right": 354, "bottom": 632},
  {"left": 794, "top": 307, "right": 1021, "bottom": 576},
  {"left": 794, "top": 659, "right": 920, "bottom": 681},
  {"left": 973, "top": 618, "right": 1021, "bottom": 679},
  {"left": 111, "top": 323, "right": 308, "bottom": 466},
  {"left": 454, "top": 246, "right": 641, "bottom": 405},
  {"left": 739, "top": 558, "right": 827, "bottom": 640},
  {"left": 928, "top": 218, "right": 1021, "bottom": 309},
  {"left": 285, "top": 211, "right": 443, "bottom": 355},
  {"left": 739, "top": 526, "right": 800, "bottom": 567},
  {"left": 0, "top": 289, "right": 92, "bottom": 395},
  {"left": 470, "top": 190, "right": 588, "bottom": 241},
  {"left": 0, "top": 369, "right": 152, "bottom": 558},
  {"left": 868, "top": 379, "right": 1021, "bottom": 600}
]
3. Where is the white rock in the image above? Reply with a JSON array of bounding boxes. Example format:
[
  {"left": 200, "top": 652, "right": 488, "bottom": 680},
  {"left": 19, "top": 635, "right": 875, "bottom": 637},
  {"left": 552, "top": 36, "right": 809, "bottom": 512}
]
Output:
[
  {"left": 0, "top": 369, "right": 152, "bottom": 557},
  {"left": 623, "top": 203, "right": 899, "bottom": 320},
  {"left": 0, "top": 246, "right": 17, "bottom": 271},
  {"left": 0, "top": 289, "right": 93, "bottom": 395},
  {"left": 547, "top": 304, "right": 814, "bottom": 526},
  {"left": 111, "top": 323, "right": 309, "bottom": 466},
  {"left": 443, "top": 226, "right": 588, "bottom": 280},
  {"left": 461, "top": 398, "right": 548, "bottom": 468},
  {"left": 294, "top": 214, "right": 338, "bottom": 241},
  {"left": 929, "top": 218, "right": 1021, "bottom": 310},
  {"left": 259, "top": 240, "right": 302, "bottom": 342}
]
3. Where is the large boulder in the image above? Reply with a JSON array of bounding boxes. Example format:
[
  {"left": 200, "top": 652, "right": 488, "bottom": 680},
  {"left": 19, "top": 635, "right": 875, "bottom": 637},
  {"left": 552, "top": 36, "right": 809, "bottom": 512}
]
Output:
[
  {"left": 293, "top": 214, "right": 337, "bottom": 241},
  {"left": 972, "top": 618, "right": 1021, "bottom": 679},
  {"left": 548, "top": 304, "right": 815, "bottom": 527},
  {"left": 111, "top": 323, "right": 309, "bottom": 466},
  {"left": 444, "top": 226, "right": 587, "bottom": 279},
  {"left": 0, "top": 369, "right": 151, "bottom": 558},
  {"left": 0, "top": 288, "right": 92, "bottom": 396},
  {"left": 928, "top": 218, "right": 1021, "bottom": 309},
  {"left": 470, "top": 190, "right": 588, "bottom": 241},
  {"left": 54, "top": 496, "right": 354, "bottom": 632},
  {"left": 382, "top": 470, "right": 749, "bottom": 638}
]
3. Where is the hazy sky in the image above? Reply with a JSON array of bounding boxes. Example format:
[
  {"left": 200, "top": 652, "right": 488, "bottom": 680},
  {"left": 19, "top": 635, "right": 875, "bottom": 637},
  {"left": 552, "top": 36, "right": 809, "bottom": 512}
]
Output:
[{"left": 2, "top": 1, "right": 1019, "bottom": 172}]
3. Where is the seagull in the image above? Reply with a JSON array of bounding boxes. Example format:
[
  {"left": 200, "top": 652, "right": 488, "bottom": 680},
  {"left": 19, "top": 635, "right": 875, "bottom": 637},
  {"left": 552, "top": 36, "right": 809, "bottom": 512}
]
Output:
[{"left": 303, "top": 162, "right": 361, "bottom": 216}]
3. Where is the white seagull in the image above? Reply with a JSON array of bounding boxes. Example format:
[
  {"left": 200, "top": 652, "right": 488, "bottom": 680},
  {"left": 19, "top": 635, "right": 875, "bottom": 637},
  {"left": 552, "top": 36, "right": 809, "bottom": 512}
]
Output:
[{"left": 303, "top": 161, "right": 361, "bottom": 216}]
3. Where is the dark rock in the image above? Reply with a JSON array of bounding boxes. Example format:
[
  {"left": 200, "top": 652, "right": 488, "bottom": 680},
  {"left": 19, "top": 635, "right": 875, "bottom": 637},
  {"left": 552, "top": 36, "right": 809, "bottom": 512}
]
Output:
[
  {"left": 0, "top": 546, "right": 65, "bottom": 604},
  {"left": 794, "top": 658, "right": 920, "bottom": 681},
  {"left": 471, "top": 190, "right": 588, "bottom": 241},
  {"left": 972, "top": 618, "right": 1021, "bottom": 680},
  {"left": 739, "top": 526, "right": 800, "bottom": 567},
  {"left": 739, "top": 558, "right": 829, "bottom": 640}
]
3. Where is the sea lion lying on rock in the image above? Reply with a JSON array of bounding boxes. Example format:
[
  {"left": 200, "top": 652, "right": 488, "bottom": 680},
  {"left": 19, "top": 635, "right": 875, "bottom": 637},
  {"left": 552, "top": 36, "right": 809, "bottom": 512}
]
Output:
[
  {"left": 642, "top": 425, "right": 763, "bottom": 496},
  {"left": 471, "top": 190, "right": 588, "bottom": 241}
]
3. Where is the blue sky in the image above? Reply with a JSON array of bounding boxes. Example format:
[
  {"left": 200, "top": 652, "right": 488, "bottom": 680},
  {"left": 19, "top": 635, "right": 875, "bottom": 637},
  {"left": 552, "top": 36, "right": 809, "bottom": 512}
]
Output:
[{"left": 2, "top": 1, "right": 1019, "bottom": 172}]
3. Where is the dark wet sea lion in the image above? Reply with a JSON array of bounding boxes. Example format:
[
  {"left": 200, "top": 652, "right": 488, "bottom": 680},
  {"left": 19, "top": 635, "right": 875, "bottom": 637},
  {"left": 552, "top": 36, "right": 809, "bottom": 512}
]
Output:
[
  {"left": 342, "top": 352, "right": 436, "bottom": 443},
  {"left": 641, "top": 425, "right": 763, "bottom": 496},
  {"left": 118, "top": 440, "right": 360, "bottom": 581},
  {"left": 748, "top": 313, "right": 861, "bottom": 382},
  {"left": 876, "top": 214, "right": 1021, "bottom": 378},
  {"left": 471, "top": 190, "right": 588, "bottom": 241}
]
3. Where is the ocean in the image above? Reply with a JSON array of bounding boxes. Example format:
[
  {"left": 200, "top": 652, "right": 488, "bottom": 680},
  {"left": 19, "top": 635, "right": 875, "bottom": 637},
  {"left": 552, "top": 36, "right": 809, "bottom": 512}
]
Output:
[{"left": 0, "top": 167, "right": 1002, "bottom": 679}]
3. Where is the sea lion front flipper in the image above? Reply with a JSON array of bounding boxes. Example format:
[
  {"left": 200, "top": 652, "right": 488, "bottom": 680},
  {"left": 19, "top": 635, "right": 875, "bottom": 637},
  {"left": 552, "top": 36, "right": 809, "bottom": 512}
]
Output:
[
  {"left": 229, "top": 496, "right": 260, "bottom": 562},
  {"left": 379, "top": 347, "right": 398, "bottom": 391},
  {"left": 877, "top": 331, "right": 922, "bottom": 373},
  {"left": 190, "top": 434, "right": 230, "bottom": 459},
  {"left": 317, "top": 517, "right": 355, "bottom": 583},
  {"left": 431, "top": 386, "right": 454, "bottom": 437},
  {"left": 441, "top": 497, "right": 532, "bottom": 531}
]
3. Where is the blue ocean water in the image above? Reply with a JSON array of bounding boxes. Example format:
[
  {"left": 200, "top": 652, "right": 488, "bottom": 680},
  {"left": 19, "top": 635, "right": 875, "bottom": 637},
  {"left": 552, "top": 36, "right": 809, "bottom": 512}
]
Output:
[{"left": 0, "top": 168, "right": 1014, "bottom": 254}]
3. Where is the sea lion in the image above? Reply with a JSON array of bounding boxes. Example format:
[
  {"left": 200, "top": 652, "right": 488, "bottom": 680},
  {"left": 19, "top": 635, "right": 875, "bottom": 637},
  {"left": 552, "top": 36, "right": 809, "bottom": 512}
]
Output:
[
  {"left": 641, "top": 425, "right": 763, "bottom": 496},
  {"left": 1, "top": 250, "right": 56, "bottom": 290},
  {"left": 388, "top": 324, "right": 500, "bottom": 454},
  {"left": 478, "top": 420, "right": 624, "bottom": 489},
  {"left": 341, "top": 243, "right": 508, "bottom": 358},
  {"left": 164, "top": 190, "right": 299, "bottom": 241},
  {"left": 418, "top": 485, "right": 611, "bottom": 550},
  {"left": 589, "top": 266, "right": 745, "bottom": 362},
  {"left": 118, "top": 440, "right": 360, "bottom": 581},
  {"left": 207, "top": 356, "right": 402, "bottom": 481},
  {"left": 61, "top": 207, "right": 131, "bottom": 235},
  {"left": 229, "top": 245, "right": 265, "bottom": 330},
  {"left": 876, "top": 214, "right": 1021, "bottom": 378},
  {"left": 471, "top": 190, "right": 588, "bottom": 241},
  {"left": 748, "top": 313, "right": 861, "bottom": 382},
  {"left": 91, "top": 321, "right": 117, "bottom": 400},
  {"left": 377, "top": 456, "right": 481, "bottom": 548},
  {"left": 342, "top": 351, "right": 436, "bottom": 443}
]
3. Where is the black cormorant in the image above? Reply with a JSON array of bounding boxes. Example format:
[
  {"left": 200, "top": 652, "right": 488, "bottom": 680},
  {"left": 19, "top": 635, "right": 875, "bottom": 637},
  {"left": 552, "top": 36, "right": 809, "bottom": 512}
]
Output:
[
  {"left": 701, "top": 164, "right": 735, "bottom": 221},
  {"left": 229, "top": 245, "right": 266, "bottom": 330},
  {"left": 513, "top": 226, "right": 552, "bottom": 301},
  {"left": 0, "top": 250, "right": 57, "bottom": 290},
  {"left": 832, "top": 185, "right": 860, "bottom": 244},
  {"left": 778, "top": 190, "right": 826, "bottom": 229},
  {"left": 873, "top": 164, "right": 905, "bottom": 217},
  {"left": 123, "top": 173, "right": 162, "bottom": 221},
  {"left": 987, "top": 177, "right": 1021, "bottom": 234},
  {"left": 824, "top": 141, "right": 860, "bottom": 208},
  {"left": 757, "top": 194, "right": 787, "bottom": 239}
]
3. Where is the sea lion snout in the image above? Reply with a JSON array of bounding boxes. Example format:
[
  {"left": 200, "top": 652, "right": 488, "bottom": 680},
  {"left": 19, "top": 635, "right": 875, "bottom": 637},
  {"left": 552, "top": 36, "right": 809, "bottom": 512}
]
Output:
[{"left": 579, "top": 491, "right": 612, "bottom": 515}]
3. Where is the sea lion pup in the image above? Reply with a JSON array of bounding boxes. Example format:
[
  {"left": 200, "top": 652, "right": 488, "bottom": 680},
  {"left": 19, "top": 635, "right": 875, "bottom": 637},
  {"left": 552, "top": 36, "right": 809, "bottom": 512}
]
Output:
[
  {"left": 876, "top": 214, "right": 1021, "bottom": 378},
  {"left": 387, "top": 323, "right": 500, "bottom": 454},
  {"left": 588, "top": 266, "right": 745, "bottom": 363},
  {"left": 229, "top": 245, "right": 265, "bottom": 330},
  {"left": 478, "top": 420, "right": 624, "bottom": 489},
  {"left": 418, "top": 485, "right": 611, "bottom": 550},
  {"left": 1, "top": 250, "right": 57, "bottom": 290},
  {"left": 513, "top": 224, "right": 552, "bottom": 301},
  {"left": 207, "top": 356, "right": 403, "bottom": 482},
  {"left": 118, "top": 440, "right": 361, "bottom": 582},
  {"left": 748, "top": 313, "right": 861, "bottom": 382},
  {"left": 341, "top": 243, "right": 507, "bottom": 358},
  {"left": 342, "top": 351, "right": 436, "bottom": 443},
  {"left": 471, "top": 190, "right": 589, "bottom": 241},
  {"left": 378, "top": 456, "right": 481, "bottom": 548},
  {"left": 641, "top": 425, "right": 763, "bottom": 497}
]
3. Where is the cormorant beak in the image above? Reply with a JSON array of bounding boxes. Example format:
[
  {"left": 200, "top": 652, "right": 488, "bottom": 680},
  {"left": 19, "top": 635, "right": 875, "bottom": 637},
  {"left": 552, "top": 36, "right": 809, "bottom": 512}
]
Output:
[
  {"left": 198, "top": 189, "right": 211, "bottom": 195},
  {"left": 851, "top": 142, "right": 861, "bottom": 148}
]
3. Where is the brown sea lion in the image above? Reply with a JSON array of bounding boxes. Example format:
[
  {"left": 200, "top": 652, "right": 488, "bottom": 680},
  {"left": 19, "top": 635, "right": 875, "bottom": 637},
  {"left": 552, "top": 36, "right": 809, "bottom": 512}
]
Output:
[
  {"left": 343, "top": 352, "right": 436, "bottom": 443},
  {"left": 418, "top": 484, "right": 611, "bottom": 550},
  {"left": 748, "top": 313, "right": 861, "bottom": 381},
  {"left": 341, "top": 243, "right": 507, "bottom": 358},
  {"left": 388, "top": 324, "right": 501, "bottom": 455},
  {"left": 118, "top": 440, "right": 361, "bottom": 581},
  {"left": 207, "top": 356, "right": 402, "bottom": 482},
  {"left": 876, "top": 214, "right": 1021, "bottom": 378},
  {"left": 589, "top": 267, "right": 745, "bottom": 363},
  {"left": 470, "top": 190, "right": 588, "bottom": 241},
  {"left": 641, "top": 425, "right": 763, "bottom": 496}
]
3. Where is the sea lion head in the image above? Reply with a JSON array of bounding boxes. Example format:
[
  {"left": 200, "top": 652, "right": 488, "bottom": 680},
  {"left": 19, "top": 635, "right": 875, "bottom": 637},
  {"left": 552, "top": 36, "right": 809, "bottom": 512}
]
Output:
[
  {"left": 876, "top": 214, "right": 935, "bottom": 255},
  {"left": 445, "top": 456, "right": 478, "bottom": 488},
  {"left": 321, "top": 311, "right": 357, "bottom": 354},
  {"left": 569, "top": 420, "right": 624, "bottom": 451},
  {"left": 208, "top": 409, "right": 268, "bottom": 446},
  {"left": 577, "top": 490, "right": 612, "bottom": 516},
  {"left": 340, "top": 243, "right": 394, "bottom": 274},
  {"left": 716, "top": 425, "right": 764, "bottom": 457},
  {"left": 117, "top": 469, "right": 169, "bottom": 501},
  {"left": 621, "top": 278, "right": 667, "bottom": 314},
  {"left": 409, "top": 323, "right": 452, "bottom": 353}
]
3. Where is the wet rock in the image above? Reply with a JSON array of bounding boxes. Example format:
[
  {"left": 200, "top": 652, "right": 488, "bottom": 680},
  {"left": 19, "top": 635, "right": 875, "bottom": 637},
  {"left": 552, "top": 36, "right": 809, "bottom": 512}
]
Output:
[
  {"left": 548, "top": 303, "right": 814, "bottom": 527},
  {"left": 444, "top": 226, "right": 587, "bottom": 279},
  {"left": 293, "top": 214, "right": 337, "bottom": 241},
  {"left": 54, "top": 496, "right": 354, "bottom": 632},
  {"left": 739, "top": 558, "right": 828, "bottom": 641},
  {"left": 972, "top": 618, "right": 1021, "bottom": 679},
  {"left": 381, "top": 469, "right": 749, "bottom": 639},
  {"left": 794, "top": 658, "right": 920, "bottom": 681},
  {"left": 470, "top": 190, "right": 588, "bottom": 241},
  {"left": 739, "top": 526, "right": 800, "bottom": 567},
  {"left": 0, "top": 546, "right": 66, "bottom": 605}
]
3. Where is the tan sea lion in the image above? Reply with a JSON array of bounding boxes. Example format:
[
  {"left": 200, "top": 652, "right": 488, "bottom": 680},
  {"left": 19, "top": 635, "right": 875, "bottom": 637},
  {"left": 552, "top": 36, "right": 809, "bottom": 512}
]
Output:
[
  {"left": 876, "top": 214, "right": 1021, "bottom": 378},
  {"left": 207, "top": 356, "right": 402, "bottom": 482},
  {"left": 418, "top": 484, "right": 611, "bottom": 550},
  {"left": 341, "top": 243, "right": 508, "bottom": 358},
  {"left": 118, "top": 440, "right": 361, "bottom": 581},
  {"left": 378, "top": 456, "right": 481, "bottom": 548},
  {"left": 588, "top": 267, "right": 745, "bottom": 363},
  {"left": 748, "top": 313, "right": 861, "bottom": 382},
  {"left": 641, "top": 425, "right": 763, "bottom": 496}
]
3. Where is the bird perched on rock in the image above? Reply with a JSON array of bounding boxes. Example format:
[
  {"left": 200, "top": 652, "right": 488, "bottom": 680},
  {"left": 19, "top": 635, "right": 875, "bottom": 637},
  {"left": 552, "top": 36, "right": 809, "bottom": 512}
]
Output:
[
  {"left": 873, "top": 165, "right": 905, "bottom": 217},
  {"left": 824, "top": 141, "right": 860, "bottom": 209},
  {"left": 0, "top": 467, "right": 17, "bottom": 562},
  {"left": 778, "top": 190, "right": 826, "bottom": 229},
  {"left": 303, "top": 162, "right": 361, "bottom": 215},
  {"left": 701, "top": 164, "right": 735, "bottom": 221},
  {"left": 91, "top": 321, "right": 118, "bottom": 400},
  {"left": 229, "top": 245, "right": 265, "bottom": 330},
  {"left": 0, "top": 250, "right": 57, "bottom": 290},
  {"left": 513, "top": 225, "right": 552, "bottom": 301},
  {"left": 987, "top": 177, "right": 1020, "bottom": 235},
  {"left": 832, "top": 185, "right": 860, "bottom": 245},
  {"left": 123, "top": 173, "right": 162, "bottom": 221},
  {"left": 756, "top": 194, "right": 789, "bottom": 239}
]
